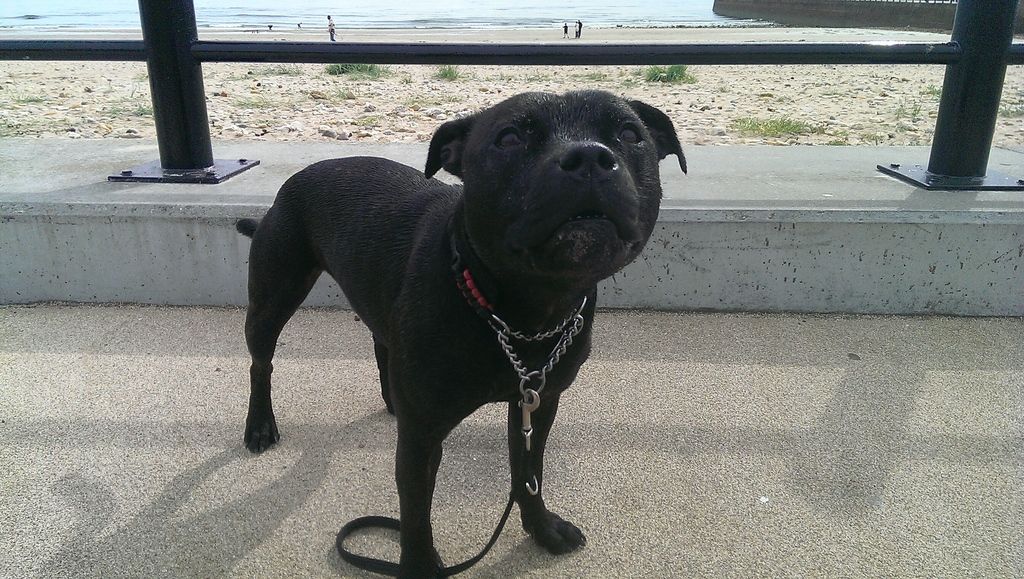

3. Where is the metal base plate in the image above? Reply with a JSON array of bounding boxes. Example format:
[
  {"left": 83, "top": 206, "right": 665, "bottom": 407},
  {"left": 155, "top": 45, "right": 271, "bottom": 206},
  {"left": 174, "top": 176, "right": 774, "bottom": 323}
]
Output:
[
  {"left": 109, "top": 158, "right": 260, "bottom": 184},
  {"left": 877, "top": 163, "right": 1024, "bottom": 191}
]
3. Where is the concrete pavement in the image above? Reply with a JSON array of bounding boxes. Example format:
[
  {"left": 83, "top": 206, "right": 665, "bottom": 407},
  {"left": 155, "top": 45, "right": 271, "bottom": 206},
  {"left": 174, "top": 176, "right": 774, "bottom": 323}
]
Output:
[{"left": 1, "top": 304, "right": 1022, "bottom": 577}]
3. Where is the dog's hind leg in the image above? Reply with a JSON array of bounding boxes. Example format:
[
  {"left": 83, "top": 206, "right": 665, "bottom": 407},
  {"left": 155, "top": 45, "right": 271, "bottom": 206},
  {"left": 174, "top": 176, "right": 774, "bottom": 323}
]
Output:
[
  {"left": 372, "top": 336, "right": 395, "bottom": 415},
  {"left": 243, "top": 226, "right": 321, "bottom": 453}
]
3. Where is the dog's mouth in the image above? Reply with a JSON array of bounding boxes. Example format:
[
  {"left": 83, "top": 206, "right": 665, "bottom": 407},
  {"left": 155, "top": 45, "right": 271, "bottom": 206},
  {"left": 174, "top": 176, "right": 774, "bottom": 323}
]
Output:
[
  {"left": 548, "top": 205, "right": 643, "bottom": 248},
  {"left": 567, "top": 210, "right": 610, "bottom": 223},
  {"left": 500, "top": 199, "right": 647, "bottom": 277},
  {"left": 507, "top": 200, "right": 642, "bottom": 252},
  {"left": 553, "top": 210, "right": 621, "bottom": 242}
]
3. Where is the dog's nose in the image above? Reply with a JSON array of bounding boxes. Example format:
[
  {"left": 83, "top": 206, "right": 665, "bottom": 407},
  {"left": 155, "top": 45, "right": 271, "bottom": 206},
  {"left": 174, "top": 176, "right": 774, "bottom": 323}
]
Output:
[{"left": 558, "top": 143, "right": 617, "bottom": 179}]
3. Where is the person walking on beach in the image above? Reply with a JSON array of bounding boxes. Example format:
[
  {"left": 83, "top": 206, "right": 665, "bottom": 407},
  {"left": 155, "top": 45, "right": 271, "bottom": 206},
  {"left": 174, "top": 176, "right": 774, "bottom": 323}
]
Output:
[
  {"left": 563, "top": 22, "right": 569, "bottom": 38},
  {"left": 576, "top": 20, "right": 583, "bottom": 39},
  {"left": 328, "top": 15, "right": 336, "bottom": 42}
]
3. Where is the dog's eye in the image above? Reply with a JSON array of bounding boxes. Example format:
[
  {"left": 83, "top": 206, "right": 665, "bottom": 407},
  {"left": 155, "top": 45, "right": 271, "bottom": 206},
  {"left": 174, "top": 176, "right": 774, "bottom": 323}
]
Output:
[
  {"left": 496, "top": 128, "right": 524, "bottom": 149},
  {"left": 619, "top": 126, "right": 641, "bottom": 144}
]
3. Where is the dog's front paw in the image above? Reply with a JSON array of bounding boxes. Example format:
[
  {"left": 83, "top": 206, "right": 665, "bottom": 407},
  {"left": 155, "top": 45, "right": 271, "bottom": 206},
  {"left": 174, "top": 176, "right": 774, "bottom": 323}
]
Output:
[
  {"left": 244, "top": 413, "right": 280, "bottom": 453},
  {"left": 523, "top": 511, "right": 586, "bottom": 555}
]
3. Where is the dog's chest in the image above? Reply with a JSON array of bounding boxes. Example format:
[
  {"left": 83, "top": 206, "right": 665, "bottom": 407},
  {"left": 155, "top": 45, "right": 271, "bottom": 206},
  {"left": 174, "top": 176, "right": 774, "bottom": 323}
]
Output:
[{"left": 470, "top": 329, "right": 591, "bottom": 405}]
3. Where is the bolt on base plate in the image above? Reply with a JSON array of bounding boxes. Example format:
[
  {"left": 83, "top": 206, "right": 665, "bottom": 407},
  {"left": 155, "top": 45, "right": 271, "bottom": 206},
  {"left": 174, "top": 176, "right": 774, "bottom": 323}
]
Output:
[
  {"left": 108, "top": 158, "right": 260, "bottom": 184},
  {"left": 878, "top": 163, "right": 1024, "bottom": 191}
]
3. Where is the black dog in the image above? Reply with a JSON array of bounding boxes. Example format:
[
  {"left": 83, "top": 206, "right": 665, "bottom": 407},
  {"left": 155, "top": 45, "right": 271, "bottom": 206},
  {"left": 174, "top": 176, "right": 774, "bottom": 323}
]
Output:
[{"left": 236, "top": 90, "right": 685, "bottom": 577}]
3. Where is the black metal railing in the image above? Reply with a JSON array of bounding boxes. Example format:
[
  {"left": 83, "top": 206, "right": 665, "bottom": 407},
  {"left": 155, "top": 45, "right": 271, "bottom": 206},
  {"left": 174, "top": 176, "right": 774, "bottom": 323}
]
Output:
[{"left": 0, "top": 0, "right": 1021, "bottom": 189}]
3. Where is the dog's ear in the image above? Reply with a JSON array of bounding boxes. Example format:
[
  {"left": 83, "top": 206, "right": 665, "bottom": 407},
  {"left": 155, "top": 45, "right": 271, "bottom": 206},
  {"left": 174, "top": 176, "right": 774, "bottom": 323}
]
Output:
[
  {"left": 628, "top": 100, "right": 687, "bottom": 174},
  {"left": 425, "top": 114, "right": 476, "bottom": 179}
]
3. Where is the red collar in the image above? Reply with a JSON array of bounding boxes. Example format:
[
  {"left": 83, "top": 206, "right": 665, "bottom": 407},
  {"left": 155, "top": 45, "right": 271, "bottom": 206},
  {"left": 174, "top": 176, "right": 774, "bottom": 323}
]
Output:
[
  {"left": 451, "top": 234, "right": 497, "bottom": 321},
  {"left": 450, "top": 233, "right": 587, "bottom": 342},
  {"left": 456, "top": 266, "right": 494, "bottom": 313}
]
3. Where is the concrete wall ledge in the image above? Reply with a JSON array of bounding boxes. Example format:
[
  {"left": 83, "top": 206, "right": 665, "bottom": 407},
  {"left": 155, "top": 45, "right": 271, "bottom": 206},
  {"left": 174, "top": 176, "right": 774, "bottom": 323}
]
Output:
[
  {"left": 2, "top": 140, "right": 1022, "bottom": 315},
  {"left": 6, "top": 202, "right": 1023, "bottom": 226}
]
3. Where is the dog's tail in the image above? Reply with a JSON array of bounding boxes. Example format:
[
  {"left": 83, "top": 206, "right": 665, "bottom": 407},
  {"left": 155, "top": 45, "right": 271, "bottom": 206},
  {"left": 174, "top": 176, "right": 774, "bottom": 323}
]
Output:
[{"left": 236, "top": 218, "right": 260, "bottom": 238}]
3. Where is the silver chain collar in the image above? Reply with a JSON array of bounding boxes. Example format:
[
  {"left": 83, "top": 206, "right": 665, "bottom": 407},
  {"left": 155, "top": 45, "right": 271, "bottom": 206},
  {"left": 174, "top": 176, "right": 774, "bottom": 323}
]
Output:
[
  {"left": 489, "top": 295, "right": 587, "bottom": 492},
  {"left": 487, "top": 296, "right": 587, "bottom": 397}
]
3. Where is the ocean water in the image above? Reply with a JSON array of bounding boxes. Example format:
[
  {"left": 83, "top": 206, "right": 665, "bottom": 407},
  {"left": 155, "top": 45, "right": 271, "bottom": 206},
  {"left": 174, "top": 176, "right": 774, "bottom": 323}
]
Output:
[{"left": 0, "top": 0, "right": 747, "bottom": 30}]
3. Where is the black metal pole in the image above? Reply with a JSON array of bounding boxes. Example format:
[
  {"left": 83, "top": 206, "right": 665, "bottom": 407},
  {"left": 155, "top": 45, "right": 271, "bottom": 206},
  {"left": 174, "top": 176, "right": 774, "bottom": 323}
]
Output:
[
  {"left": 14, "top": 40, "right": 1024, "bottom": 66},
  {"left": 8, "top": 40, "right": 1024, "bottom": 66},
  {"left": 138, "top": 0, "right": 213, "bottom": 170},
  {"left": 189, "top": 41, "right": 964, "bottom": 66},
  {"left": 0, "top": 40, "right": 147, "bottom": 61},
  {"left": 927, "top": 0, "right": 1019, "bottom": 178}
]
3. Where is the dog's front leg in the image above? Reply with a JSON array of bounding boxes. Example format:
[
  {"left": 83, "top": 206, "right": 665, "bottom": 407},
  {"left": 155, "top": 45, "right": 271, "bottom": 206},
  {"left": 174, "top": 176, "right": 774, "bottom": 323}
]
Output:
[
  {"left": 508, "top": 393, "right": 587, "bottom": 554},
  {"left": 395, "top": 424, "right": 446, "bottom": 578}
]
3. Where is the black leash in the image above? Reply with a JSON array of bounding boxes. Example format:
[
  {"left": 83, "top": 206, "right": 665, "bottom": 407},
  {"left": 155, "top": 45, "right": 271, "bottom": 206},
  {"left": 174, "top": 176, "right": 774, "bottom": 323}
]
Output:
[{"left": 336, "top": 493, "right": 516, "bottom": 577}]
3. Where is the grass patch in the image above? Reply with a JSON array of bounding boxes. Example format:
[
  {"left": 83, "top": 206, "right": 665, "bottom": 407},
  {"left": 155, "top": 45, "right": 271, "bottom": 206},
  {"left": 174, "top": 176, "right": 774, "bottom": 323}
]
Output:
[
  {"left": 14, "top": 94, "right": 46, "bottom": 104},
  {"left": 334, "top": 89, "right": 357, "bottom": 101},
  {"left": 894, "top": 100, "right": 923, "bottom": 122},
  {"left": 352, "top": 115, "right": 380, "bottom": 127},
  {"left": 258, "top": 64, "right": 305, "bottom": 76},
  {"left": 643, "top": 65, "right": 696, "bottom": 84},
  {"left": 130, "top": 104, "right": 152, "bottom": 116},
  {"left": 434, "top": 65, "right": 462, "bottom": 81},
  {"left": 821, "top": 130, "right": 851, "bottom": 146},
  {"left": 233, "top": 96, "right": 274, "bottom": 109},
  {"left": 860, "top": 132, "right": 886, "bottom": 145},
  {"left": 921, "top": 84, "right": 942, "bottom": 98},
  {"left": 325, "top": 63, "right": 390, "bottom": 79},
  {"left": 577, "top": 72, "right": 609, "bottom": 82},
  {"left": 999, "top": 104, "right": 1024, "bottom": 118},
  {"left": 102, "top": 100, "right": 153, "bottom": 117},
  {"left": 731, "top": 117, "right": 821, "bottom": 138}
]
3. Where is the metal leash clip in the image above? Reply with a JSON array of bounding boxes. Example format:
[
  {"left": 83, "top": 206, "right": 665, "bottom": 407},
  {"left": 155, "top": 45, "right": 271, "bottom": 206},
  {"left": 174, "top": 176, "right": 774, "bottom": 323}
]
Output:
[
  {"left": 520, "top": 388, "right": 540, "bottom": 451},
  {"left": 525, "top": 475, "right": 540, "bottom": 496}
]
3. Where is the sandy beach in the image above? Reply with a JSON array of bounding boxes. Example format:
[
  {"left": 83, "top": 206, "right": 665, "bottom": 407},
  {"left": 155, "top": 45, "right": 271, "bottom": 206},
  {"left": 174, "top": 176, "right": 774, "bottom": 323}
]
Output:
[{"left": 1, "top": 26, "right": 1022, "bottom": 147}]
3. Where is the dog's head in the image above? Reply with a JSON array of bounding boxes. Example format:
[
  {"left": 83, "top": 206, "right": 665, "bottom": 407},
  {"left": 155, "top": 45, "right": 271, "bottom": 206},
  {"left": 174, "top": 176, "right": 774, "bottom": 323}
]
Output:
[{"left": 426, "top": 90, "right": 685, "bottom": 285}]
